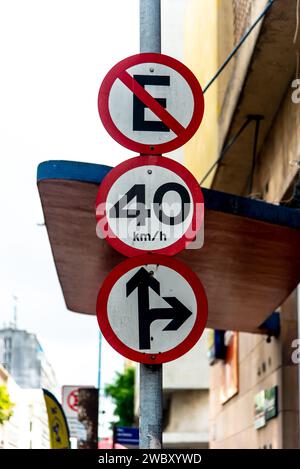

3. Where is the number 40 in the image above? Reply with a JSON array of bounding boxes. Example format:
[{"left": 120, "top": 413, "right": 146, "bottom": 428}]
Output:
[{"left": 109, "top": 183, "right": 191, "bottom": 226}]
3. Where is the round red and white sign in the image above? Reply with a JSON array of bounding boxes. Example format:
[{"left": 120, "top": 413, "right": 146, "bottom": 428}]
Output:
[
  {"left": 96, "top": 155, "right": 204, "bottom": 257},
  {"left": 96, "top": 254, "right": 208, "bottom": 364},
  {"left": 67, "top": 389, "right": 79, "bottom": 412},
  {"left": 98, "top": 53, "right": 204, "bottom": 155}
]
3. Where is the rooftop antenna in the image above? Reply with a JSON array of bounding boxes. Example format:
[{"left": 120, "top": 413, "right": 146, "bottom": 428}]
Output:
[{"left": 12, "top": 295, "right": 18, "bottom": 329}]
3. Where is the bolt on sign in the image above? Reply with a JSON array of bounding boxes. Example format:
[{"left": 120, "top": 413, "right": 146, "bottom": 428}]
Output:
[{"left": 96, "top": 53, "right": 207, "bottom": 364}]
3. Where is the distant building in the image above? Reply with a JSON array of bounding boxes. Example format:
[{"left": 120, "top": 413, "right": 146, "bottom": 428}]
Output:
[
  {"left": 0, "top": 328, "right": 57, "bottom": 393},
  {"left": 184, "top": 0, "right": 300, "bottom": 449},
  {"left": 0, "top": 364, "right": 50, "bottom": 449},
  {"left": 134, "top": 333, "right": 210, "bottom": 449}
]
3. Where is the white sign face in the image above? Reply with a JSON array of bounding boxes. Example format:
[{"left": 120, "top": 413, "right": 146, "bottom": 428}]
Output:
[
  {"left": 106, "top": 165, "right": 192, "bottom": 250},
  {"left": 109, "top": 62, "right": 194, "bottom": 145},
  {"left": 96, "top": 156, "right": 204, "bottom": 257},
  {"left": 97, "top": 255, "right": 208, "bottom": 364},
  {"left": 107, "top": 263, "right": 197, "bottom": 354}
]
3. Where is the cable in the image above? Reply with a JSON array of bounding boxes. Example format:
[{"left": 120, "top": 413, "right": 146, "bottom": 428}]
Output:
[
  {"left": 199, "top": 1, "right": 275, "bottom": 187},
  {"left": 203, "top": 0, "right": 275, "bottom": 94},
  {"left": 296, "top": 50, "right": 300, "bottom": 80},
  {"left": 294, "top": 0, "right": 300, "bottom": 44},
  {"left": 199, "top": 117, "right": 253, "bottom": 186},
  {"left": 247, "top": 116, "right": 263, "bottom": 195}
]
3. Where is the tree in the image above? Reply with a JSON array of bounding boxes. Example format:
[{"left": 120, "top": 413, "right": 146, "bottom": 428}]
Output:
[
  {"left": 0, "top": 385, "right": 14, "bottom": 425},
  {"left": 104, "top": 367, "right": 134, "bottom": 427}
]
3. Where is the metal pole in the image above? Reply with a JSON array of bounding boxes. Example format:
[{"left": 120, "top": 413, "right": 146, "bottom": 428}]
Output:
[
  {"left": 140, "top": 0, "right": 161, "bottom": 53},
  {"left": 139, "top": 0, "right": 163, "bottom": 450},
  {"left": 140, "top": 364, "right": 163, "bottom": 449},
  {"left": 97, "top": 332, "right": 102, "bottom": 389},
  {"left": 298, "top": 286, "right": 300, "bottom": 445},
  {"left": 97, "top": 331, "right": 102, "bottom": 444}
]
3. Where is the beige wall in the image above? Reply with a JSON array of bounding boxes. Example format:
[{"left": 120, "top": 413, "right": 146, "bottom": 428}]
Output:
[
  {"left": 210, "top": 333, "right": 281, "bottom": 448},
  {"left": 183, "top": 0, "right": 267, "bottom": 186},
  {"left": 206, "top": 1, "right": 300, "bottom": 449},
  {"left": 134, "top": 332, "right": 210, "bottom": 447},
  {"left": 210, "top": 290, "right": 299, "bottom": 449},
  {"left": 253, "top": 81, "right": 300, "bottom": 203},
  {"left": 184, "top": 0, "right": 218, "bottom": 186},
  {"left": 217, "top": 0, "right": 269, "bottom": 152},
  {"left": 164, "top": 389, "right": 209, "bottom": 448},
  {"left": 164, "top": 331, "right": 209, "bottom": 390}
]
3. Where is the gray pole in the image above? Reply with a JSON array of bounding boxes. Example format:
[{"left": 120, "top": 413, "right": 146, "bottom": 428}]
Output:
[
  {"left": 140, "top": 364, "right": 163, "bottom": 448},
  {"left": 140, "top": 0, "right": 161, "bottom": 53},
  {"left": 139, "top": 0, "right": 163, "bottom": 450}
]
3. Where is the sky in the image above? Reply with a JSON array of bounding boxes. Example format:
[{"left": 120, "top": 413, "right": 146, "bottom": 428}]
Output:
[
  {"left": 0, "top": 0, "right": 186, "bottom": 433},
  {"left": 0, "top": 0, "right": 139, "bottom": 400}
]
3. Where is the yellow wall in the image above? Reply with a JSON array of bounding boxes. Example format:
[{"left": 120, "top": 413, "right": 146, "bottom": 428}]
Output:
[
  {"left": 184, "top": 0, "right": 234, "bottom": 187},
  {"left": 184, "top": 0, "right": 218, "bottom": 187}
]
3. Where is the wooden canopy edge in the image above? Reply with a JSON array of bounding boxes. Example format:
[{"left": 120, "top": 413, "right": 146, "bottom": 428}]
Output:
[{"left": 37, "top": 160, "right": 300, "bottom": 230}]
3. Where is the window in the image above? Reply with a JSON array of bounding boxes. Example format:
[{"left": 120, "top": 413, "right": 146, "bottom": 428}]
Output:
[
  {"left": 4, "top": 351, "right": 11, "bottom": 364},
  {"left": 3, "top": 351, "right": 11, "bottom": 372},
  {"left": 4, "top": 337, "right": 12, "bottom": 350}
]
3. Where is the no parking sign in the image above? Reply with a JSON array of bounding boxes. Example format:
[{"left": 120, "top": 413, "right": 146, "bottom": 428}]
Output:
[{"left": 98, "top": 53, "right": 204, "bottom": 155}]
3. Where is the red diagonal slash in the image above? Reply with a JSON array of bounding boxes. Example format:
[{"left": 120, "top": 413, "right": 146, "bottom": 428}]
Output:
[{"left": 118, "top": 70, "right": 185, "bottom": 136}]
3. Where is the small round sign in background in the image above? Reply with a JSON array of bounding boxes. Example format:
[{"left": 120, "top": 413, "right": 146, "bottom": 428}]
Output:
[
  {"left": 96, "top": 155, "right": 204, "bottom": 257},
  {"left": 98, "top": 53, "right": 205, "bottom": 155},
  {"left": 96, "top": 254, "right": 208, "bottom": 364},
  {"left": 67, "top": 389, "right": 79, "bottom": 412}
]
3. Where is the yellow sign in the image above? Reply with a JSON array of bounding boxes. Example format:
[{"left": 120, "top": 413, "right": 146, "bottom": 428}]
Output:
[{"left": 43, "top": 389, "right": 70, "bottom": 449}]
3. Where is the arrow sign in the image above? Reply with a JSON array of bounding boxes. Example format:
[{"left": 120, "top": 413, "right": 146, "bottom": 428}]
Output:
[
  {"left": 96, "top": 254, "right": 208, "bottom": 365},
  {"left": 126, "top": 267, "right": 192, "bottom": 349}
]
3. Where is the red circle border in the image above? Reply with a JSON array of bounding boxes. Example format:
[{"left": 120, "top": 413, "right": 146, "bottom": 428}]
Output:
[
  {"left": 96, "top": 155, "right": 204, "bottom": 257},
  {"left": 96, "top": 254, "right": 208, "bottom": 365},
  {"left": 98, "top": 53, "right": 205, "bottom": 154}
]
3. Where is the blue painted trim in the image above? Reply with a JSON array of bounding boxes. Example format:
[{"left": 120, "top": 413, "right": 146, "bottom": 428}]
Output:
[
  {"left": 37, "top": 160, "right": 300, "bottom": 230},
  {"left": 259, "top": 312, "right": 280, "bottom": 337},
  {"left": 37, "top": 160, "right": 112, "bottom": 185}
]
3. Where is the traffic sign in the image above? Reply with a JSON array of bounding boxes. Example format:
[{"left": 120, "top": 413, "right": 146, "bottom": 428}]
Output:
[
  {"left": 96, "top": 155, "right": 204, "bottom": 257},
  {"left": 67, "top": 389, "right": 79, "bottom": 412},
  {"left": 114, "top": 426, "right": 139, "bottom": 447},
  {"left": 98, "top": 53, "right": 204, "bottom": 155},
  {"left": 62, "top": 385, "right": 89, "bottom": 439},
  {"left": 62, "top": 386, "right": 80, "bottom": 418},
  {"left": 96, "top": 254, "right": 208, "bottom": 364}
]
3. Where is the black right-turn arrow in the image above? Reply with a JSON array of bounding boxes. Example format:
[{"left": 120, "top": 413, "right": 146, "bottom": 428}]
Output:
[{"left": 126, "top": 267, "right": 192, "bottom": 350}]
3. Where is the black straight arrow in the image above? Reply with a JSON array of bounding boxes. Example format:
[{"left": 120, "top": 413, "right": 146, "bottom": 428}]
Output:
[{"left": 126, "top": 267, "right": 193, "bottom": 350}]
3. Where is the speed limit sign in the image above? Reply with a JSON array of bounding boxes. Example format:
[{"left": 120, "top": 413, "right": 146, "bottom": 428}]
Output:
[{"left": 96, "top": 155, "right": 204, "bottom": 257}]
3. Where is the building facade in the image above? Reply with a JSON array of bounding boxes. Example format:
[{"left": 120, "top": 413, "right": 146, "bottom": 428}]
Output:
[
  {"left": 184, "top": 0, "right": 300, "bottom": 448},
  {"left": 0, "top": 364, "right": 50, "bottom": 449},
  {"left": 0, "top": 327, "right": 57, "bottom": 393},
  {"left": 162, "top": 333, "right": 209, "bottom": 449},
  {"left": 134, "top": 332, "right": 209, "bottom": 449}
]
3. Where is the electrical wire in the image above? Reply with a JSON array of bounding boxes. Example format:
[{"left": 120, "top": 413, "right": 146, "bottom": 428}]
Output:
[
  {"left": 200, "top": 0, "right": 275, "bottom": 187},
  {"left": 294, "top": 0, "right": 300, "bottom": 44},
  {"left": 203, "top": 0, "right": 275, "bottom": 94},
  {"left": 199, "top": 117, "right": 252, "bottom": 186}
]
